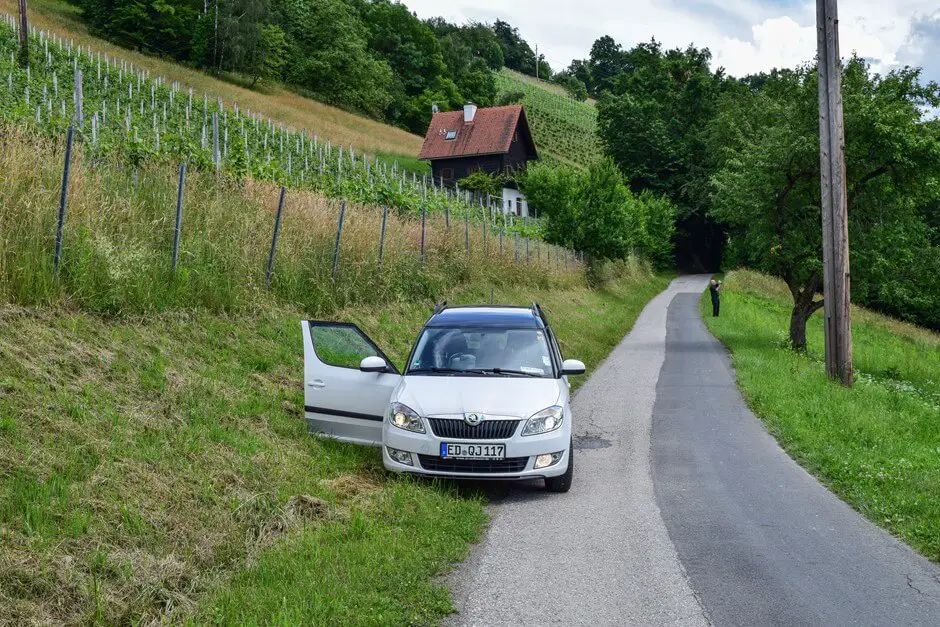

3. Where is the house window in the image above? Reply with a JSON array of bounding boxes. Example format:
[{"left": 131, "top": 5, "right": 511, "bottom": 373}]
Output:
[
  {"left": 440, "top": 167, "right": 454, "bottom": 180},
  {"left": 445, "top": 130, "right": 457, "bottom": 140}
]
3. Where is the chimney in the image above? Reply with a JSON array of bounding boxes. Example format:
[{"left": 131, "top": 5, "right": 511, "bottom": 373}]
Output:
[{"left": 463, "top": 103, "right": 477, "bottom": 123}]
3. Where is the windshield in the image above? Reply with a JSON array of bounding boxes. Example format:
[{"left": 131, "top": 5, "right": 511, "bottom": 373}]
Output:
[{"left": 407, "top": 327, "right": 555, "bottom": 378}]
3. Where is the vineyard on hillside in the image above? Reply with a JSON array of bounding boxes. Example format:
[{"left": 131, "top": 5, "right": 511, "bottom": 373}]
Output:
[
  {"left": 495, "top": 69, "right": 602, "bottom": 169},
  {"left": 0, "top": 16, "right": 545, "bottom": 237}
]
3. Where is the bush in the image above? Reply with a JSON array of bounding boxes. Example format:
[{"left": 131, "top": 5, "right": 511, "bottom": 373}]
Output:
[{"left": 519, "top": 160, "right": 676, "bottom": 268}]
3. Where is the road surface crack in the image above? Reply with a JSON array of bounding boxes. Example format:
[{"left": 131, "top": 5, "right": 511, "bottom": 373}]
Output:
[{"left": 906, "top": 574, "right": 924, "bottom": 595}]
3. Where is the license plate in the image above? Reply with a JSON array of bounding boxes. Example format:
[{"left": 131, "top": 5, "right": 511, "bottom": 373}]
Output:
[{"left": 441, "top": 443, "right": 506, "bottom": 460}]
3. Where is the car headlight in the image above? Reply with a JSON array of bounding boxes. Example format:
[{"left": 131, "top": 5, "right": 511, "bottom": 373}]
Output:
[
  {"left": 389, "top": 402, "right": 425, "bottom": 433},
  {"left": 521, "top": 405, "right": 564, "bottom": 436}
]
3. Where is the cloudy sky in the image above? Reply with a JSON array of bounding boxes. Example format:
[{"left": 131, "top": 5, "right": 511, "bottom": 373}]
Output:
[{"left": 405, "top": 0, "right": 940, "bottom": 84}]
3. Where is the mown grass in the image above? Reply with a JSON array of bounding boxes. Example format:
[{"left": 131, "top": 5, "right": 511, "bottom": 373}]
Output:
[
  {"left": 0, "top": 0, "right": 424, "bottom": 158},
  {"left": 702, "top": 269, "right": 940, "bottom": 562},
  {"left": 0, "top": 266, "right": 670, "bottom": 624}
]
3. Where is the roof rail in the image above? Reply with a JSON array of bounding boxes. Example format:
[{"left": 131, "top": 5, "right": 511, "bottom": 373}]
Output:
[
  {"left": 433, "top": 300, "right": 448, "bottom": 315},
  {"left": 532, "top": 301, "right": 549, "bottom": 326}
]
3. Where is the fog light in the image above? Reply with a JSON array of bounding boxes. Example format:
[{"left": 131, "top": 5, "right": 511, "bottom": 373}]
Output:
[
  {"left": 387, "top": 447, "right": 414, "bottom": 466},
  {"left": 534, "top": 451, "right": 563, "bottom": 469}
]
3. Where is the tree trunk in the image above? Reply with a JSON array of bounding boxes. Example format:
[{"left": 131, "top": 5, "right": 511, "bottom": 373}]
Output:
[
  {"left": 786, "top": 272, "right": 824, "bottom": 352},
  {"left": 789, "top": 303, "right": 811, "bottom": 352}
]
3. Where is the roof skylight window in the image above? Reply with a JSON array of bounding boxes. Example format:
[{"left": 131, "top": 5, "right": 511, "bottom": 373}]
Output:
[{"left": 445, "top": 129, "right": 457, "bottom": 140}]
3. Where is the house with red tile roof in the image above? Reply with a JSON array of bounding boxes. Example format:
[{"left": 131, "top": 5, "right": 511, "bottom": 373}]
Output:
[{"left": 418, "top": 104, "right": 539, "bottom": 217}]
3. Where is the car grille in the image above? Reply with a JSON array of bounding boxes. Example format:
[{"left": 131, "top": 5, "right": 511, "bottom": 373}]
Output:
[
  {"left": 417, "top": 455, "right": 530, "bottom": 474},
  {"left": 426, "top": 418, "right": 520, "bottom": 440}
]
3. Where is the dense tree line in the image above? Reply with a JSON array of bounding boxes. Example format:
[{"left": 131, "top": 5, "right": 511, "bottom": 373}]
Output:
[
  {"left": 68, "top": 0, "right": 549, "bottom": 133},
  {"left": 582, "top": 36, "right": 940, "bottom": 340}
]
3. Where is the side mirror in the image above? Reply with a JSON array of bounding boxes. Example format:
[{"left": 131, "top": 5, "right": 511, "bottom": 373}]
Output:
[
  {"left": 561, "top": 359, "right": 585, "bottom": 376},
  {"left": 360, "top": 356, "right": 389, "bottom": 373}
]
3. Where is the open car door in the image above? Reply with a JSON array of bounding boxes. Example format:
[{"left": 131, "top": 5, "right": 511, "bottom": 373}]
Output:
[{"left": 302, "top": 321, "right": 402, "bottom": 446}]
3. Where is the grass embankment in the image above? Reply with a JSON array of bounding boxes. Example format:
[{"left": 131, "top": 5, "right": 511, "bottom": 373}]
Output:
[
  {"left": 0, "top": 269, "right": 670, "bottom": 624},
  {"left": 0, "top": 0, "right": 423, "bottom": 160},
  {"left": 702, "top": 270, "right": 940, "bottom": 562}
]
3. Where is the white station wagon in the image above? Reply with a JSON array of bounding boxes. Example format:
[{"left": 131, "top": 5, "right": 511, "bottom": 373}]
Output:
[{"left": 301, "top": 303, "right": 585, "bottom": 492}]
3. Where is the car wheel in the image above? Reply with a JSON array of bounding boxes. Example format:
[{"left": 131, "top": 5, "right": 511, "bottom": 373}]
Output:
[{"left": 544, "top": 439, "right": 573, "bottom": 493}]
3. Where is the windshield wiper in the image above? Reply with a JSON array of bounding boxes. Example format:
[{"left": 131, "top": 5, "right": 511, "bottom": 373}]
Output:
[
  {"left": 476, "top": 368, "right": 543, "bottom": 377},
  {"left": 407, "top": 367, "right": 486, "bottom": 376}
]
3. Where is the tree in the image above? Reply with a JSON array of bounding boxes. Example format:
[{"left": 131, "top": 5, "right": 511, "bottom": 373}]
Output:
[
  {"left": 597, "top": 41, "right": 728, "bottom": 271},
  {"left": 76, "top": 0, "right": 201, "bottom": 59},
  {"left": 565, "top": 59, "right": 594, "bottom": 95},
  {"left": 710, "top": 59, "right": 940, "bottom": 348},
  {"left": 521, "top": 160, "right": 677, "bottom": 272},
  {"left": 247, "top": 24, "right": 287, "bottom": 87},
  {"left": 274, "top": 0, "right": 394, "bottom": 119},
  {"left": 587, "top": 35, "right": 624, "bottom": 95},
  {"left": 493, "top": 19, "right": 541, "bottom": 76},
  {"left": 554, "top": 73, "right": 588, "bottom": 101}
]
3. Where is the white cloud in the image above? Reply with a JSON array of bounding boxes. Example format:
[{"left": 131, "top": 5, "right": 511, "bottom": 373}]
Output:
[
  {"left": 713, "top": 16, "right": 816, "bottom": 76},
  {"left": 403, "top": 0, "right": 940, "bottom": 82}
]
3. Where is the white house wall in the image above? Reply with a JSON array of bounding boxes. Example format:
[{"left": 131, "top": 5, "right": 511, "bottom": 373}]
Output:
[{"left": 501, "top": 187, "right": 531, "bottom": 218}]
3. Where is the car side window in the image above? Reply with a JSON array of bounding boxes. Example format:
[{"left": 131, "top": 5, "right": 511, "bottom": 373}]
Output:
[{"left": 309, "top": 324, "right": 384, "bottom": 370}]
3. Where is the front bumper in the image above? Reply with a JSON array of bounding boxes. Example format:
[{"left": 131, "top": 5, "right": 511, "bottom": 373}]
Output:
[{"left": 382, "top": 421, "right": 570, "bottom": 479}]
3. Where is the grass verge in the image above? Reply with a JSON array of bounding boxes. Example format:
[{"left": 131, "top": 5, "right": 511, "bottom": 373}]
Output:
[
  {"left": 0, "top": 266, "right": 671, "bottom": 624},
  {"left": 702, "top": 269, "right": 940, "bottom": 562}
]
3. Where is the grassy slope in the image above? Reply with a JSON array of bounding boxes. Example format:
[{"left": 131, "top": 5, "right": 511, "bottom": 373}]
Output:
[
  {"left": 0, "top": 268, "right": 671, "bottom": 624},
  {"left": 1, "top": 0, "right": 424, "bottom": 160},
  {"left": 702, "top": 270, "right": 940, "bottom": 562},
  {"left": 495, "top": 69, "right": 602, "bottom": 169}
]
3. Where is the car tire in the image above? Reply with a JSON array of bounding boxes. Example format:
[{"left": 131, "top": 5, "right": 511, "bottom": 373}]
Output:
[{"left": 544, "top": 439, "right": 573, "bottom": 493}]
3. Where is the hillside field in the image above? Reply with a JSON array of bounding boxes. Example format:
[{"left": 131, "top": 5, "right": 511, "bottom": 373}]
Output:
[
  {"left": 0, "top": 0, "right": 424, "bottom": 160},
  {"left": 495, "top": 68, "right": 602, "bottom": 169}
]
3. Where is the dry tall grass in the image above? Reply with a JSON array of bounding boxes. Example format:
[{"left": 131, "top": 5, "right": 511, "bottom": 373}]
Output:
[
  {"left": 0, "top": 0, "right": 424, "bottom": 157},
  {"left": 0, "top": 126, "right": 583, "bottom": 315}
]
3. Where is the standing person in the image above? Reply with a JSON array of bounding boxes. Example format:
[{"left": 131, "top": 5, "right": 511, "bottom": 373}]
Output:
[{"left": 709, "top": 279, "right": 722, "bottom": 317}]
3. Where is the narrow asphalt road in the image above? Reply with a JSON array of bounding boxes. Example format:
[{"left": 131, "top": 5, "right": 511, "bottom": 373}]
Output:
[
  {"left": 651, "top": 292, "right": 940, "bottom": 625},
  {"left": 446, "top": 276, "right": 940, "bottom": 626},
  {"left": 446, "top": 275, "right": 710, "bottom": 626}
]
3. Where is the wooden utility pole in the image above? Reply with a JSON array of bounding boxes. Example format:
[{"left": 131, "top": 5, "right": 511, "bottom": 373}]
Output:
[
  {"left": 17, "top": 0, "right": 28, "bottom": 67},
  {"left": 816, "top": 0, "right": 853, "bottom": 386}
]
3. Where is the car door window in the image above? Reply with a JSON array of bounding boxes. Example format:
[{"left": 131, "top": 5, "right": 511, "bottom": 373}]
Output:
[{"left": 309, "top": 324, "right": 399, "bottom": 373}]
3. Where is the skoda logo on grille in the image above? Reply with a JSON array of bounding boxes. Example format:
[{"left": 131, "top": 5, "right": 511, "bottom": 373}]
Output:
[{"left": 464, "top": 413, "right": 483, "bottom": 427}]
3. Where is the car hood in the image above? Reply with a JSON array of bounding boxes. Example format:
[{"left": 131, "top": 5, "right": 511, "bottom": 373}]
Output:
[{"left": 396, "top": 376, "right": 562, "bottom": 419}]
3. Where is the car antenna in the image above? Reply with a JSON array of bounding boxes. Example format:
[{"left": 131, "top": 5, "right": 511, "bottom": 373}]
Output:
[{"left": 434, "top": 300, "right": 447, "bottom": 314}]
